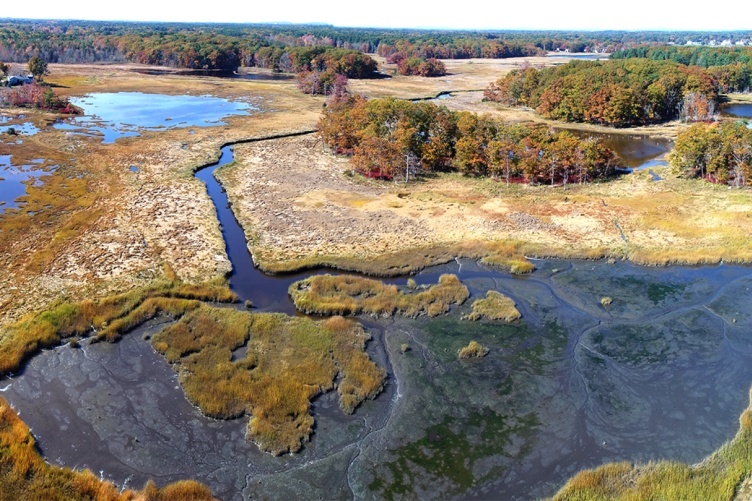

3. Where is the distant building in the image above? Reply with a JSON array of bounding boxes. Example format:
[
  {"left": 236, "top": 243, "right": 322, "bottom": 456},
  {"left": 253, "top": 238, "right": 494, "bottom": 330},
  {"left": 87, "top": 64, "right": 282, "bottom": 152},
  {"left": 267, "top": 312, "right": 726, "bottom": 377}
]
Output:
[{"left": 7, "top": 75, "right": 34, "bottom": 86}]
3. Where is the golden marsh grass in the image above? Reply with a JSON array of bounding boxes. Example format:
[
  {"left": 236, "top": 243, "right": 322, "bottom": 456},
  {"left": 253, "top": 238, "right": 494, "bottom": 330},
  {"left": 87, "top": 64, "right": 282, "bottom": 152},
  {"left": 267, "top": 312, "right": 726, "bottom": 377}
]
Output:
[
  {"left": 151, "top": 307, "right": 385, "bottom": 455},
  {"left": 288, "top": 274, "right": 469, "bottom": 318},
  {"left": 463, "top": 291, "right": 521, "bottom": 322}
]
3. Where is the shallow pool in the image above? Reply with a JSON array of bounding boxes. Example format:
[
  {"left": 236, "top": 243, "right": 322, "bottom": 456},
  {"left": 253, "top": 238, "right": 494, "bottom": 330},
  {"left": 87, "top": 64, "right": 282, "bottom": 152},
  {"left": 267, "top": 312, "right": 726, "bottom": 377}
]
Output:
[{"left": 54, "top": 92, "right": 257, "bottom": 144}]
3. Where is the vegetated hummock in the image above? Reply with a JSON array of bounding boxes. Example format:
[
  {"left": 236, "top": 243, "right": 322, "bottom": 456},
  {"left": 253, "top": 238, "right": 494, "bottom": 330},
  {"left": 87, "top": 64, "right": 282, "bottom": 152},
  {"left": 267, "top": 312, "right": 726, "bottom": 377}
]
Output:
[
  {"left": 0, "top": 397, "right": 216, "bottom": 500},
  {"left": 463, "top": 290, "right": 521, "bottom": 322},
  {"left": 484, "top": 59, "right": 722, "bottom": 126},
  {"left": 151, "top": 307, "right": 385, "bottom": 455},
  {"left": 0, "top": 276, "right": 236, "bottom": 377},
  {"left": 318, "top": 95, "right": 618, "bottom": 184},
  {"left": 670, "top": 121, "right": 752, "bottom": 187},
  {"left": 551, "top": 387, "right": 752, "bottom": 500},
  {"left": 288, "top": 274, "right": 469, "bottom": 317},
  {"left": 457, "top": 340, "right": 490, "bottom": 359}
]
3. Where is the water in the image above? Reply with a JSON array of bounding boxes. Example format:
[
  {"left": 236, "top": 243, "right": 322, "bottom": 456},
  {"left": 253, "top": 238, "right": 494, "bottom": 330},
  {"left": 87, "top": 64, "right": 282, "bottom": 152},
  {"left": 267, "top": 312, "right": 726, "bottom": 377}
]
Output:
[
  {"left": 54, "top": 92, "right": 256, "bottom": 144},
  {"left": 720, "top": 103, "right": 752, "bottom": 118},
  {"left": 194, "top": 143, "right": 403, "bottom": 314},
  {"left": 0, "top": 155, "right": 52, "bottom": 212},
  {"left": 0, "top": 122, "right": 40, "bottom": 136},
  {"left": 547, "top": 53, "right": 609, "bottom": 60},
  {"left": 563, "top": 129, "right": 671, "bottom": 170},
  {"left": 131, "top": 68, "right": 295, "bottom": 81}
]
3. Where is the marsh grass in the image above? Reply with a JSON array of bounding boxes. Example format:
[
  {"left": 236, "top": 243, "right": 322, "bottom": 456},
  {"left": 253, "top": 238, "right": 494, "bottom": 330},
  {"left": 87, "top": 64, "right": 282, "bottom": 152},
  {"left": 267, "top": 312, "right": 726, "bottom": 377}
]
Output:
[
  {"left": 0, "top": 397, "right": 216, "bottom": 500},
  {"left": 457, "top": 340, "right": 490, "bottom": 359},
  {"left": 463, "top": 291, "right": 521, "bottom": 322},
  {"left": 552, "top": 387, "right": 752, "bottom": 501},
  {"left": 254, "top": 240, "right": 540, "bottom": 278},
  {"left": 288, "top": 274, "right": 469, "bottom": 317},
  {"left": 151, "top": 307, "right": 385, "bottom": 455},
  {"left": 0, "top": 280, "right": 236, "bottom": 377}
]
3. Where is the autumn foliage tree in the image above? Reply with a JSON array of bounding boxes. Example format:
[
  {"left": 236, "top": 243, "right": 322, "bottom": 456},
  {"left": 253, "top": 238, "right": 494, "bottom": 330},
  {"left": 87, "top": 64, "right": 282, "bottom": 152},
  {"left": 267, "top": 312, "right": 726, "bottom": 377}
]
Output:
[
  {"left": 26, "top": 56, "right": 48, "bottom": 82},
  {"left": 396, "top": 56, "right": 447, "bottom": 77},
  {"left": 485, "top": 59, "right": 721, "bottom": 126},
  {"left": 669, "top": 121, "right": 752, "bottom": 186},
  {"left": 318, "top": 95, "right": 618, "bottom": 184}
]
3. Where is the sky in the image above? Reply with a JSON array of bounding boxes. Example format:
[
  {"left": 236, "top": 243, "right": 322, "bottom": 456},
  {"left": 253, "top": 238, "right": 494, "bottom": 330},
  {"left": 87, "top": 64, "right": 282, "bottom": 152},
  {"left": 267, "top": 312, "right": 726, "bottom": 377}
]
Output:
[{"left": 2, "top": 1, "right": 752, "bottom": 31}]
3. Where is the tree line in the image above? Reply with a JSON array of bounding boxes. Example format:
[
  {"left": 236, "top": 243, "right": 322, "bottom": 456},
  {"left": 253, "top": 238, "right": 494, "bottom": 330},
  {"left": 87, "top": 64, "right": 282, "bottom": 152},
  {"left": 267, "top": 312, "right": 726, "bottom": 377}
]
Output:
[
  {"left": 4, "top": 20, "right": 751, "bottom": 72},
  {"left": 318, "top": 95, "right": 619, "bottom": 185},
  {"left": 669, "top": 121, "right": 752, "bottom": 187},
  {"left": 610, "top": 45, "right": 752, "bottom": 68},
  {"left": 484, "top": 59, "right": 722, "bottom": 126}
]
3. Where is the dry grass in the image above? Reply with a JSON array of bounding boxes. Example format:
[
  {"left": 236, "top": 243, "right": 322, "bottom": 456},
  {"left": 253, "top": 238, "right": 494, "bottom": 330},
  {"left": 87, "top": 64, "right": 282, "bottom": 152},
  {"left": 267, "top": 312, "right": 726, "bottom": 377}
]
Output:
[
  {"left": 151, "top": 306, "right": 385, "bottom": 455},
  {"left": 221, "top": 135, "right": 752, "bottom": 277},
  {"left": 0, "top": 397, "right": 216, "bottom": 500},
  {"left": 457, "top": 340, "right": 490, "bottom": 359},
  {"left": 0, "top": 279, "right": 236, "bottom": 376},
  {"left": 463, "top": 291, "right": 521, "bottom": 322},
  {"left": 551, "top": 387, "right": 752, "bottom": 501},
  {"left": 288, "top": 274, "right": 469, "bottom": 318}
]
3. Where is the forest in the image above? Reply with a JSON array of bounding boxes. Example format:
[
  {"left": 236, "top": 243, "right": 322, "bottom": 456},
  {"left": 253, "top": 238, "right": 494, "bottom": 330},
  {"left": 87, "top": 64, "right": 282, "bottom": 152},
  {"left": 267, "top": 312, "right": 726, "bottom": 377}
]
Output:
[
  {"left": 484, "top": 59, "right": 728, "bottom": 126},
  {"left": 669, "top": 121, "right": 752, "bottom": 186},
  {"left": 317, "top": 95, "right": 618, "bottom": 184},
  {"left": 1, "top": 19, "right": 752, "bottom": 71}
]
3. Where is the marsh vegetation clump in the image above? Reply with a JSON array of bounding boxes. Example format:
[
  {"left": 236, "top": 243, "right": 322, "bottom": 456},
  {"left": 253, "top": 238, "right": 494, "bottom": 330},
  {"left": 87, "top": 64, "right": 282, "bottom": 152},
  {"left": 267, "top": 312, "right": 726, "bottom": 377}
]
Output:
[
  {"left": 151, "top": 307, "right": 385, "bottom": 455},
  {"left": 288, "top": 274, "right": 469, "bottom": 318},
  {"left": 552, "top": 387, "right": 752, "bottom": 501},
  {"left": 0, "top": 397, "right": 216, "bottom": 500},
  {"left": 458, "top": 341, "right": 489, "bottom": 359},
  {"left": 0, "top": 279, "right": 236, "bottom": 377},
  {"left": 463, "top": 291, "right": 521, "bottom": 322}
]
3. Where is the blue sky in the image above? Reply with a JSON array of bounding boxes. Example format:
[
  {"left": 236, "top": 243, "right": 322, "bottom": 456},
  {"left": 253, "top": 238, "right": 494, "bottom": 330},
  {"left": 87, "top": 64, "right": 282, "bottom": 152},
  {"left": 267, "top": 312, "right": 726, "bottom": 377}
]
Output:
[{"left": 2, "top": 1, "right": 751, "bottom": 31}]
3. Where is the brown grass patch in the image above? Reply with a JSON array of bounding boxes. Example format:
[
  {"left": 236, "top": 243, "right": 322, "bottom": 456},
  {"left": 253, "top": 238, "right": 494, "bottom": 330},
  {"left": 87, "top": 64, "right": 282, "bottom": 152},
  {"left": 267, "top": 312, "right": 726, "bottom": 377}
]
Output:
[
  {"left": 463, "top": 291, "right": 521, "bottom": 322},
  {"left": 288, "top": 274, "right": 469, "bottom": 318},
  {"left": 151, "top": 307, "right": 385, "bottom": 455}
]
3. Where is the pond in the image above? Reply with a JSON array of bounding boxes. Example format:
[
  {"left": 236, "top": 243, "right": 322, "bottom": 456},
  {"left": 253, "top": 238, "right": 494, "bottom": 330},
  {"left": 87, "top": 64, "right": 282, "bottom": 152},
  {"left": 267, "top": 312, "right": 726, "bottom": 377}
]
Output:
[
  {"left": 54, "top": 92, "right": 257, "bottom": 144},
  {"left": 0, "top": 155, "right": 52, "bottom": 212},
  {"left": 720, "top": 103, "right": 752, "bottom": 119},
  {"left": 547, "top": 53, "right": 609, "bottom": 60},
  {"left": 562, "top": 129, "right": 672, "bottom": 171},
  {"left": 0, "top": 122, "right": 40, "bottom": 136}
]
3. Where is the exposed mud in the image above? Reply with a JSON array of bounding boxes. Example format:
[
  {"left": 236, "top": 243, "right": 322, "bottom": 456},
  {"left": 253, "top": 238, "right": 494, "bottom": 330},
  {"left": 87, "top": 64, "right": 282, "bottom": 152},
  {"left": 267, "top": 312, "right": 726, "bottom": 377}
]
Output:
[{"left": 5, "top": 259, "right": 752, "bottom": 499}]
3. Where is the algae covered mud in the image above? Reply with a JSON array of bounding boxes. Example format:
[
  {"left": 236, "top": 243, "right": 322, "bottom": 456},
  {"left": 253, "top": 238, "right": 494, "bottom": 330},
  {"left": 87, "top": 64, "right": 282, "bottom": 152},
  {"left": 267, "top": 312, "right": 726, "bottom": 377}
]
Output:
[{"left": 5, "top": 256, "right": 752, "bottom": 499}]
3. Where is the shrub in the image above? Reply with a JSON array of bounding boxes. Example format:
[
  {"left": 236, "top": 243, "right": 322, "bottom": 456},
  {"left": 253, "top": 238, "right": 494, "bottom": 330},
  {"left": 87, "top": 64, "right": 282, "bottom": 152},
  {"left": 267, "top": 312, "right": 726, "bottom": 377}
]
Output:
[{"left": 458, "top": 341, "right": 489, "bottom": 359}]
